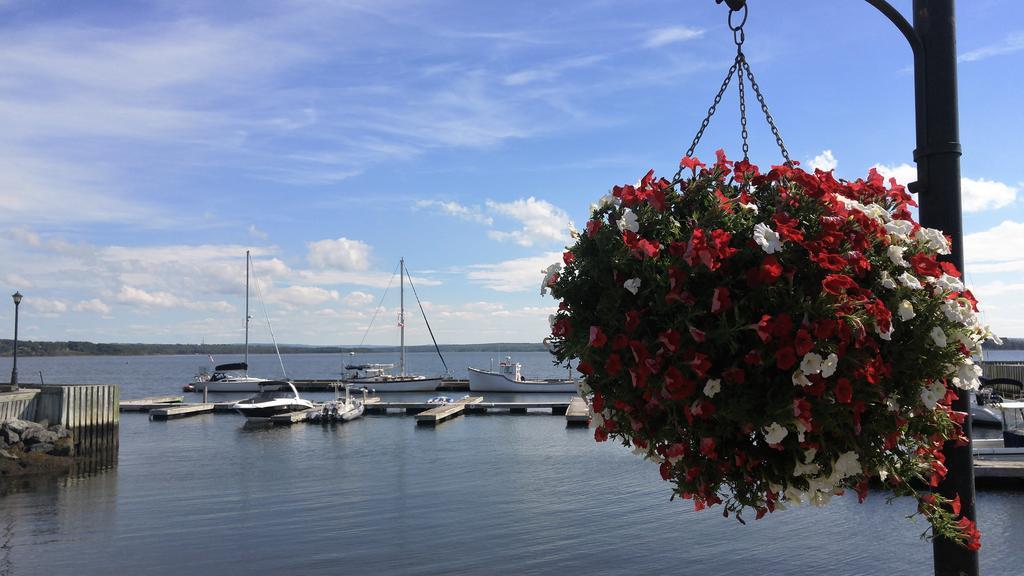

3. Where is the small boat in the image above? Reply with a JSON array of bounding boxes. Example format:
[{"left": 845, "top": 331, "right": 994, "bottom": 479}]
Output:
[
  {"left": 342, "top": 258, "right": 448, "bottom": 392},
  {"left": 233, "top": 381, "right": 315, "bottom": 420},
  {"left": 426, "top": 396, "right": 454, "bottom": 405},
  {"left": 309, "top": 384, "right": 366, "bottom": 423},
  {"left": 467, "top": 357, "right": 577, "bottom": 393}
]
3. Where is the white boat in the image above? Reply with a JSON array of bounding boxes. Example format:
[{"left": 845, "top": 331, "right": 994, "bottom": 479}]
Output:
[
  {"left": 342, "top": 258, "right": 448, "bottom": 392},
  {"left": 184, "top": 251, "right": 273, "bottom": 393},
  {"left": 233, "top": 380, "right": 315, "bottom": 420},
  {"left": 309, "top": 385, "right": 366, "bottom": 423},
  {"left": 467, "top": 358, "right": 577, "bottom": 393}
]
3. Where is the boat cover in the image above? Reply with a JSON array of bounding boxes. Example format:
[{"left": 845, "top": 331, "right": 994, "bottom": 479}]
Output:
[{"left": 215, "top": 362, "right": 248, "bottom": 371}]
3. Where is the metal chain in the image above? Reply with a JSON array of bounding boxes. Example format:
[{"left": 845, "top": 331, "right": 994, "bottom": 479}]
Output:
[
  {"left": 741, "top": 59, "right": 792, "bottom": 166},
  {"left": 679, "top": 3, "right": 793, "bottom": 171},
  {"left": 736, "top": 50, "right": 749, "bottom": 161},
  {"left": 677, "top": 56, "right": 740, "bottom": 181}
]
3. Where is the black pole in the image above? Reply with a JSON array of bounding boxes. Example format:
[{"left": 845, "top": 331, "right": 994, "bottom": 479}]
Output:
[
  {"left": 912, "top": 2, "right": 978, "bottom": 575},
  {"left": 10, "top": 297, "right": 20, "bottom": 391}
]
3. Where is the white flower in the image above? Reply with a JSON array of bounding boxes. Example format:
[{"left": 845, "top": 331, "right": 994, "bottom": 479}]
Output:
[
  {"left": 793, "top": 460, "right": 820, "bottom": 477},
  {"left": 898, "top": 300, "right": 916, "bottom": 321},
  {"left": 915, "top": 227, "right": 951, "bottom": 255},
  {"left": 740, "top": 202, "right": 759, "bottom": 214},
  {"left": 618, "top": 209, "right": 639, "bottom": 233},
  {"left": 800, "top": 353, "right": 823, "bottom": 375},
  {"left": 547, "top": 314, "right": 556, "bottom": 329},
  {"left": 921, "top": 380, "right": 947, "bottom": 409},
  {"left": 832, "top": 451, "right": 862, "bottom": 479},
  {"left": 953, "top": 361, "right": 983, "bottom": 391},
  {"left": 876, "top": 322, "right": 894, "bottom": 341},
  {"left": 623, "top": 277, "right": 641, "bottom": 295},
  {"left": 540, "top": 263, "right": 561, "bottom": 296},
  {"left": 752, "top": 222, "right": 783, "bottom": 254},
  {"left": 568, "top": 221, "right": 580, "bottom": 239},
  {"left": 820, "top": 353, "right": 839, "bottom": 378},
  {"left": 887, "top": 245, "right": 909, "bottom": 267},
  {"left": 879, "top": 271, "right": 897, "bottom": 290},
  {"left": 576, "top": 379, "right": 592, "bottom": 398},
  {"left": 885, "top": 219, "right": 914, "bottom": 239},
  {"left": 930, "top": 327, "right": 948, "bottom": 347},
  {"left": 897, "top": 271, "right": 922, "bottom": 290},
  {"left": 703, "top": 378, "right": 721, "bottom": 398},
  {"left": 933, "top": 273, "right": 964, "bottom": 292},
  {"left": 792, "top": 370, "right": 812, "bottom": 387},
  {"left": 763, "top": 422, "right": 789, "bottom": 445}
]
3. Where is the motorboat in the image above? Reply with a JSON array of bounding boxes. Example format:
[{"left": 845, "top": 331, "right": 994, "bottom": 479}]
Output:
[
  {"left": 467, "top": 357, "right": 577, "bottom": 393},
  {"left": 342, "top": 258, "right": 448, "bottom": 392},
  {"left": 233, "top": 380, "right": 315, "bottom": 420},
  {"left": 308, "top": 384, "right": 366, "bottom": 423}
]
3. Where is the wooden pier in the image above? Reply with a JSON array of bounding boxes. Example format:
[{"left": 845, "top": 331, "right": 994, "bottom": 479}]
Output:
[
  {"left": 565, "top": 396, "right": 591, "bottom": 427},
  {"left": 119, "top": 395, "right": 184, "bottom": 412},
  {"left": 415, "top": 396, "right": 483, "bottom": 426},
  {"left": 150, "top": 403, "right": 215, "bottom": 420}
]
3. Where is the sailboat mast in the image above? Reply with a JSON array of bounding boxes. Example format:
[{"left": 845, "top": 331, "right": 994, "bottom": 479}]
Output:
[
  {"left": 244, "top": 250, "right": 250, "bottom": 376},
  {"left": 400, "top": 257, "right": 406, "bottom": 377}
]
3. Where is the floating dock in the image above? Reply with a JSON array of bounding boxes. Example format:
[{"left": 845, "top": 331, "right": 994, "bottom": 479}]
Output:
[
  {"left": 565, "top": 396, "right": 591, "bottom": 427},
  {"left": 415, "top": 396, "right": 483, "bottom": 426},
  {"left": 150, "top": 403, "right": 215, "bottom": 420},
  {"left": 119, "top": 396, "right": 184, "bottom": 412}
]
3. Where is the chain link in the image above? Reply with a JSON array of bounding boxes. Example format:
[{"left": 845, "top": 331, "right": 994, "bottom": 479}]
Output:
[{"left": 678, "top": 3, "right": 792, "bottom": 172}]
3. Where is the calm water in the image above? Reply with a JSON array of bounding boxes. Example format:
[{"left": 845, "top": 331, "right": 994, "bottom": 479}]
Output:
[{"left": 0, "top": 352, "right": 1022, "bottom": 576}]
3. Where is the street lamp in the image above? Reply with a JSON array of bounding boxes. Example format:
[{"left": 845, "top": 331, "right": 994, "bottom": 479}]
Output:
[{"left": 10, "top": 291, "right": 22, "bottom": 391}]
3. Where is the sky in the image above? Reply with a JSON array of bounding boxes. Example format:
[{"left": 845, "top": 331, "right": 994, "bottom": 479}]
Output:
[{"left": 1, "top": 0, "right": 1022, "bottom": 347}]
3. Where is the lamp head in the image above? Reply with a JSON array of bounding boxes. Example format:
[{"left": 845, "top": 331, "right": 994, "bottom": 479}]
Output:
[{"left": 12, "top": 292, "right": 22, "bottom": 305}]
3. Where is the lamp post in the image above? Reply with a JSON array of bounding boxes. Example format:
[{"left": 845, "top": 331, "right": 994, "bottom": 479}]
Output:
[
  {"left": 716, "top": 1, "right": 973, "bottom": 573},
  {"left": 10, "top": 291, "right": 22, "bottom": 391}
]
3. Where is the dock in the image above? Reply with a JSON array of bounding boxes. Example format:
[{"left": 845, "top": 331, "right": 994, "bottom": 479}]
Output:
[
  {"left": 416, "top": 396, "right": 483, "bottom": 426},
  {"left": 150, "top": 403, "right": 215, "bottom": 420},
  {"left": 119, "top": 395, "right": 184, "bottom": 412},
  {"left": 565, "top": 396, "right": 591, "bottom": 427}
]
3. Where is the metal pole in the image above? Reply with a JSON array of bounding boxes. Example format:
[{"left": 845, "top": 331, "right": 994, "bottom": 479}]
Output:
[
  {"left": 400, "top": 257, "right": 406, "bottom": 377},
  {"left": 10, "top": 298, "right": 19, "bottom": 390},
  {"left": 244, "top": 250, "right": 250, "bottom": 376},
  {"left": 912, "top": 2, "right": 978, "bottom": 575}
]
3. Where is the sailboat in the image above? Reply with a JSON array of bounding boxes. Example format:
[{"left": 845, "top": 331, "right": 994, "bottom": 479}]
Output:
[
  {"left": 342, "top": 258, "right": 448, "bottom": 392},
  {"left": 185, "top": 251, "right": 273, "bottom": 393}
]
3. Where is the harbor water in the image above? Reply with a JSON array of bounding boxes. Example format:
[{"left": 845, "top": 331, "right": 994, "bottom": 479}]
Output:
[{"left": 1, "top": 352, "right": 1022, "bottom": 575}]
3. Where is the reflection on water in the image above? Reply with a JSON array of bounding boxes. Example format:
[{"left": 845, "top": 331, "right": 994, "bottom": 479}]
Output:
[{"left": 0, "top": 353, "right": 1021, "bottom": 576}]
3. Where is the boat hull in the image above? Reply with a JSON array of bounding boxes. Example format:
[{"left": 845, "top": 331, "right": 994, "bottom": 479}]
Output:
[
  {"left": 467, "top": 367, "right": 577, "bottom": 393},
  {"left": 191, "top": 377, "right": 273, "bottom": 393},
  {"left": 342, "top": 376, "right": 442, "bottom": 392},
  {"left": 234, "top": 400, "right": 314, "bottom": 419}
]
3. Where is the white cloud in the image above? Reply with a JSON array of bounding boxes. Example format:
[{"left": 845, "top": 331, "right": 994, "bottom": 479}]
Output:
[
  {"left": 116, "top": 285, "right": 233, "bottom": 313},
  {"left": 959, "top": 32, "right": 1024, "bottom": 63},
  {"left": 416, "top": 200, "right": 493, "bottom": 225},
  {"left": 307, "top": 237, "right": 372, "bottom": 271},
  {"left": 248, "top": 225, "right": 269, "bottom": 240},
  {"left": 644, "top": 26, "right": 705, "bottom": 48},
  {"left": 266, "top": 285, "right": 339, "bottom": 306},
  {"left": 808, "top": 150, "right": 837, "bottom": 171},
  {"left": 486, "top": 197, "right": 571, "bottom": 247},
  {"left": 964, "top": 220, "right": 1024, "bottom": 265},
  {"left": 872, "top": 162, "right": 1015, "bottom": 213},
  {"left": 2, "top": 273, "right": 32, "bottom": 288},
  {"left": 343, "top": 290, "right": 376, "bottom": 307},
  {"left": 74, "top": 298, "right": 111, "bottom": 315},
  {"left": 25, "top": 297, "right": 68, "bottom": 316},
  {"left": 466, "top": 251, "right": 564, "bottom": 293},
  {"left": 961, "top": 177, "right": 1016, "bottom": 212}
]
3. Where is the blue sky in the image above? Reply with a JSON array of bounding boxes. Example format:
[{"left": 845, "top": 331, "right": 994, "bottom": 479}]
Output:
[{"left": 1, "top": 0, "right": 1022, "bottom": 346}]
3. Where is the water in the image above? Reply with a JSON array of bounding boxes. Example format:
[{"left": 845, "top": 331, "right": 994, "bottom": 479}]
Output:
[{"left": 1, "top": 353, "right": 1022, "bottom": 576}]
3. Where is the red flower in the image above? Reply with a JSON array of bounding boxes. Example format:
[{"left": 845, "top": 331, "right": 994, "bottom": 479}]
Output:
[
  {"left": 586, "top": 219, "right": 602, "bottom": 236},
  {"left": 577, "top": 361, "right": 593, "bottom": 376},
  {"left": 700, "top": 437, "right": 718, "bottom": 460},
  {"left": 592, "top": 392, "right": 605, "bottom": 412},
  {"left": 711, "top": 287, "right": 731, "bottom": 314},
  {"left": 625, "top": 310, "right": 642, "bottom": 333},
  {"left": 775, "top": 346, "right": 797, "bottom": 370},
  {"left": 910, "top": 252, "right": 942, "bottom": 278},
  {"left": 551, "top": 317, "right": 571, "bottom": 337},
  {"left": 680, "top": 155, "right": 706, "bottom": 172},
  {"left": 604, "top": 354, "right": 623, "bottom": 376},
  {"left": 834, "top": 378, "right": 853, "bottom": 404},
  {"left": 657, "top": 329, "right": 681, "bottom": 353},
  {"left": 589, "top": 326, "right": 607, "bottom": 348},
  {"left": 562, "top": 250, "right": 574, "bottom": 265},
  {"left": 794, "top": 329, "right": 813, "bottom": 356},
  {"left": 594, "top": 426, "right": 608, "bottom": 442},
  {"left": 822, "top": 274, "right": 857, "bottom": 296},
  {"left": 760, "top": 255, "right": 783, "bottom": 283}
]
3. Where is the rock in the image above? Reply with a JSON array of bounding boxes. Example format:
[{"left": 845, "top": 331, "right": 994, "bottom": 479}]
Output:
[
  {"left": 22, "top": 428, "right": 59, "bottom": 446},
  {"left": 52, "top": 436, "right": 75, "bottom": 457},
  {"left": 0, "top": 428, "right": 19, "bottom": 446},
  {"left": 50, "top": 424, "right": 70, "bottom": 439},
  {"left": 2, "top": 418, "right": 41, "bottom": 436},
  {"left": 28, "top": 442, "right": 54, "bottom": 454},
  {"left": 0, "top": 448, "right": 18, "bottom": 460}
]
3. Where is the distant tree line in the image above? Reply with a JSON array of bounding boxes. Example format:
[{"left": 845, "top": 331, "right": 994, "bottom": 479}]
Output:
[{"left": 0, "top": 339, "right": 548, "bottom": 357}]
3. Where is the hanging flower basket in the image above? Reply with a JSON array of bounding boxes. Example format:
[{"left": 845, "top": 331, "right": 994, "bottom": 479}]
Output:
[{"left": 545, "top": 152, "right": 996, "bottom": 549}]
